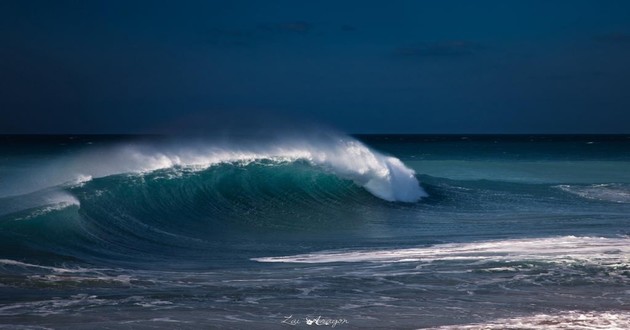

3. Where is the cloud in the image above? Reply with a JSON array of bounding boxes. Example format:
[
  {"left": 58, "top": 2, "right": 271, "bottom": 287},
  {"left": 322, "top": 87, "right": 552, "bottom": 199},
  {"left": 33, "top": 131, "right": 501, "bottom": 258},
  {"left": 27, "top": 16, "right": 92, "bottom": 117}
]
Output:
[
  {"left": 594, "top": 32, "right": 630, "bottom": 44},
  {"left": 393, "top": 41, "right": 483, "bottom": 58}
]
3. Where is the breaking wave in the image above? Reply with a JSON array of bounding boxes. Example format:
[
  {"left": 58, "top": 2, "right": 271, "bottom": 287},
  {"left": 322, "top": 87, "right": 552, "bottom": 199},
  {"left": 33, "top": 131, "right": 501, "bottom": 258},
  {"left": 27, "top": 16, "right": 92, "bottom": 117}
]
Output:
[
  {"left": 3, "top": 133, "right": 426, "bottom": 203},
  {"left": 0, "top": 133, "right": 428, "bottom": 265}
]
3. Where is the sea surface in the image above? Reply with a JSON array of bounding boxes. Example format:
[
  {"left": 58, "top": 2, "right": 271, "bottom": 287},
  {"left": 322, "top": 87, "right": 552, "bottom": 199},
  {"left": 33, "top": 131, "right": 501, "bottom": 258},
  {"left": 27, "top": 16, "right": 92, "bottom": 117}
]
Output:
[{"left": 0, "top": 134, "right": 629, "bottom": 329}]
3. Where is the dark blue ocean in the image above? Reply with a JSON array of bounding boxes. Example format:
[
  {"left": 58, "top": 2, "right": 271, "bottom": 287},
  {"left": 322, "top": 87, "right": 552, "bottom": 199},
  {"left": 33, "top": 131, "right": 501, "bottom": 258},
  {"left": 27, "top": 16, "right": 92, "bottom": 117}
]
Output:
[{"left": 0, "top": 134, "right": 629, "bottom": 329}]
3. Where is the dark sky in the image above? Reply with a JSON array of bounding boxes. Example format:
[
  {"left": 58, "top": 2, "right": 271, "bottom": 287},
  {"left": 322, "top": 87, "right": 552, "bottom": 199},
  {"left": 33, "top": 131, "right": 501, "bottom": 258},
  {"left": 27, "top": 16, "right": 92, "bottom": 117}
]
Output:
[{"left": 2, "top": 0, "right": 630, "bottom": 134}]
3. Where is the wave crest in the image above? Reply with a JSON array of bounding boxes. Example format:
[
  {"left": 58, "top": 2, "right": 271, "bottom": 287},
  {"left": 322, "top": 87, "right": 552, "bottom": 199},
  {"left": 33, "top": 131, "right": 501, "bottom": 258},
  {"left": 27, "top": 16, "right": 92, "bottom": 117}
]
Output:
[
  {"left": 114, "top": 138, "right": 425, "bottom": 202},
  {"left": 13, "top": 134, "right": 426, "bottom": 203}
]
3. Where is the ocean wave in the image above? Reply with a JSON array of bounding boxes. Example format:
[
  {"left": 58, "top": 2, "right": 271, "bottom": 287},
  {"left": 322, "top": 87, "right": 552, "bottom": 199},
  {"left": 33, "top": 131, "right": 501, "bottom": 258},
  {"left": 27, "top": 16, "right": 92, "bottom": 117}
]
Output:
[
  {"left": 71, "top": 160, "right": 404, "bottom": 236},
  {"left": 3, "top": 134, "right": 425, "bottom": 203},
  {"left": 252, "top": 236, "right": 630, "bottom": 265},
  {"left": 556, "top": 183, "right": 630, "bottom": 203},
  {"left": 0, "top": 156, "right": 424, "bottom": 264},
  {"left": 253, "top": 236, "right": 630, "bottom": 289}
]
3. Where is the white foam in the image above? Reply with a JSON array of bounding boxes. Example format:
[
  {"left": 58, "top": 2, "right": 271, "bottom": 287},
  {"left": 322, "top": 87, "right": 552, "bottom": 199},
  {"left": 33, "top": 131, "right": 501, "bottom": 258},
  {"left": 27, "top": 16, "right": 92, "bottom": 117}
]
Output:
[
  {"left": 252, "top": 236, "right": 630, "bottom": 264},
  {"left": 68, "top": 174, "right": 93, "bottom": 187},
  {"left": 426, "top": 311, "right": 630, "bottom": 330}
]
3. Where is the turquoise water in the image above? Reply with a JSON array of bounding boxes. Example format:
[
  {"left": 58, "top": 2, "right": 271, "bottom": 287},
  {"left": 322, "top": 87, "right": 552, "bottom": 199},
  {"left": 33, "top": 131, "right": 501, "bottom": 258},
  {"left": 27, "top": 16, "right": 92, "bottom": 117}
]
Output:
[{"left": 0, "top": 134, "right": 629, "bottom": 329}]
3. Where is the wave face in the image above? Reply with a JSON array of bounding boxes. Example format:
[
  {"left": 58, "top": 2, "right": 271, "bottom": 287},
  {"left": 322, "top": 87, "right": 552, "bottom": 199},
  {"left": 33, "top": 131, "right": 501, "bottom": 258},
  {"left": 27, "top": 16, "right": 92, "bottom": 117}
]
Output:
[{"left": 0, "top": 133, "right": 426, "bottom": 265}]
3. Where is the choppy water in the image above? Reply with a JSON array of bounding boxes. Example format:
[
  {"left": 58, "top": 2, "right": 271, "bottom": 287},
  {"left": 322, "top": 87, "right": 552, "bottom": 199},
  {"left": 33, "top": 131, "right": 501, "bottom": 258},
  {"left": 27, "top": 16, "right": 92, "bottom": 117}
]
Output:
[{"left": 0, "top": 134, "right": 628, "bottom": 329}]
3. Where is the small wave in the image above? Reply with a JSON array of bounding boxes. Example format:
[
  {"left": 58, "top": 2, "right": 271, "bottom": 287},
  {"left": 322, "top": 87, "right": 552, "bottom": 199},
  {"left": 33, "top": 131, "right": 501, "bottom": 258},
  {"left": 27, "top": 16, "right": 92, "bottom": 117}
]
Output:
[
  {"left": 0, "top": 259, "right": 134, "bottom": 288},
  {"left": 556, "top": 184, "right": 630, "bottom": 203},
  {"left": 0, "top": 294, "right": 175, "bottom": 317},
  {"left": 16, "top": 203, "right": 79, "bottom": 221},
  {"left": 252, "top": 236, "right": 630, "bottom": 264},
  {"left": 0, "top": 259, "right": 104, "bottom": 274},
  {"left": 11, "top": 192, "right": 80, "bottom": 221},
  {"left": 426, "top": 310, "right": 630, "bottom": 330}
]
